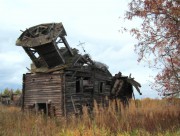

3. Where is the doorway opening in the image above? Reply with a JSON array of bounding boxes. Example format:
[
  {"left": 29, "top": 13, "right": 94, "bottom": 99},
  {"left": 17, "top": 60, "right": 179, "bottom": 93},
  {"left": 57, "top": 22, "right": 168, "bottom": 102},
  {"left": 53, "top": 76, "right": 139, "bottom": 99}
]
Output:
[{"left": 35, "top": 102, "right": 49, "bottom": 115}]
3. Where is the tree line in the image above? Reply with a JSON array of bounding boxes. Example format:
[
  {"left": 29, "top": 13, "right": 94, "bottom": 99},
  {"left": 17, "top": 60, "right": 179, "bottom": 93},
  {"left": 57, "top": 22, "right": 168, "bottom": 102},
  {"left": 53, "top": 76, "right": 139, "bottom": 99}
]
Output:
[{"left": 0, "top": 88, "right": 22, "bottom": 96}]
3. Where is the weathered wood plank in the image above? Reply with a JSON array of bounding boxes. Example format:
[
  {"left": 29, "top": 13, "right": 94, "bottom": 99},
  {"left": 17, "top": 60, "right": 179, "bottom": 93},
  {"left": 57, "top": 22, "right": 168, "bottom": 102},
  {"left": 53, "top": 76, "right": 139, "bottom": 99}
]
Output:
[{"left": 23, "top": 73, "right": 64, "bottom": 117}]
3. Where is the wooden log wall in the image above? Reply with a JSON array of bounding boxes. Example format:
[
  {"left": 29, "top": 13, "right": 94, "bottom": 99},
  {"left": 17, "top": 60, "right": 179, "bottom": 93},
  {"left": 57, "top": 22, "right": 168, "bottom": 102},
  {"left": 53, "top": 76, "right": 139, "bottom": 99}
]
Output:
[
  {"left": 64, "top": 74, "right": 96, "bottom": 115},
  {"left": 64, "top": 75, "right": 78, "bottom": 115},
  {"left": 93, "top": 70, "right": 111, "bottom": 105},
  {"left": 23, "top": 73, "right": 64, "bottom": 117},
  {"left": 23, "top": 68, "right": 112, "bottom": 117},
  {"left": 64, "top": 69, "right": 112, "bottom": 115}
]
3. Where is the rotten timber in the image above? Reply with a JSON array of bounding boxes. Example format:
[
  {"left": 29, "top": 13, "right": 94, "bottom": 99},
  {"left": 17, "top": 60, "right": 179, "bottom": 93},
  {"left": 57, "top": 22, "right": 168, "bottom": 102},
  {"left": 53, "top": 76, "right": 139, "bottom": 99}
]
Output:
[{"left": 16, "top": 22, "right": 142, "bottom": 117}]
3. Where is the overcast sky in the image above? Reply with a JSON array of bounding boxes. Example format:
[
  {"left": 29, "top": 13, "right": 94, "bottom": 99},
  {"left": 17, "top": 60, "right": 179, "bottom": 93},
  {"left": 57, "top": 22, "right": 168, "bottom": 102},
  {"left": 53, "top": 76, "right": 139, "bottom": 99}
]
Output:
[{"left": 0, "top": 0, "right": 160, "bottom": 98}]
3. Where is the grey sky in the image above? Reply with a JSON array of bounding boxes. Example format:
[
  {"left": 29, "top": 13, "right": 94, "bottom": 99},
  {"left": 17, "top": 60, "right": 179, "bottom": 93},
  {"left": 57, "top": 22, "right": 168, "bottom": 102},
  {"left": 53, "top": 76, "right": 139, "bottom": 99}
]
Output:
[{"left": 0, "top": 0, "right": 160, "bottom": 98}]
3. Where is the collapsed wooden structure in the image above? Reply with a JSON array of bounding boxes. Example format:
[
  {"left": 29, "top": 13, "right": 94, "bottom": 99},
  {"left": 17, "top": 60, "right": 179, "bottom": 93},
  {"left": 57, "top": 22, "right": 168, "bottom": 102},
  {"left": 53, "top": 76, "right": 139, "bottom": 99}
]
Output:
[
  {"left": 0, "top": 93, "right": 21, "bottom": 106},
  {"left": 16, "top": 22, "right": 142, "bottom": 117}
]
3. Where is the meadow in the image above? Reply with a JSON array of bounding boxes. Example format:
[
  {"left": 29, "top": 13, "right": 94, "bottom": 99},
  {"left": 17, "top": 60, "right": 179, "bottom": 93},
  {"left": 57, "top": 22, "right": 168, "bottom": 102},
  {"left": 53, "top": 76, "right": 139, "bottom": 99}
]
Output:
[{"left": 0, "top": 98, "right": 180, "bottom": 136}]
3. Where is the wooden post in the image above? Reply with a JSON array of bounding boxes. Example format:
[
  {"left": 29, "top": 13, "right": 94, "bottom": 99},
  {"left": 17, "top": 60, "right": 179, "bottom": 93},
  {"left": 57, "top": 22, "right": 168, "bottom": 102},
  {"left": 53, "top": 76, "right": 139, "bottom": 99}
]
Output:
[
  {"left": 46, "top": 102, "right": 48, "bottom": 117},
  {"left": 22, "top": 74, "right": 25, "bottom": 111}
]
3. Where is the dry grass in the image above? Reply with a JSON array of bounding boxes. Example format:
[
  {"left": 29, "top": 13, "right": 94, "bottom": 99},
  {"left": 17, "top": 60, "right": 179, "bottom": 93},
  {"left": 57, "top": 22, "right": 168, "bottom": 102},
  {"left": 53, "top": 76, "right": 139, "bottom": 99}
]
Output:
[{"left": 0, "top": 98, "right": 180, "bottom": 136}]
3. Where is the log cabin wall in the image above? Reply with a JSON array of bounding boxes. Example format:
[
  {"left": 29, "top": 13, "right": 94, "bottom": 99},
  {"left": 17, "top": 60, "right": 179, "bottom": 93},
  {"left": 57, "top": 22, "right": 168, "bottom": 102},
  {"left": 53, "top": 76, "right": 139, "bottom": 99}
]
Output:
[
  {"left": 64, "top": 68, "right": 112, "bottom": 115},
  {"left": 23, "top": 73, "right": 64, "bottom": 117},
  {"left": 22, "top": 70, "right": 112, "bottom": 116},
  {"left": 64, "top": 75, "right": 77, "bottom": 115},
  {"left": 64, "top": 73, "right": 94, "bottom": 115},
  {"left": 93, "top": 69, "right": 112, "bottom": 105}
]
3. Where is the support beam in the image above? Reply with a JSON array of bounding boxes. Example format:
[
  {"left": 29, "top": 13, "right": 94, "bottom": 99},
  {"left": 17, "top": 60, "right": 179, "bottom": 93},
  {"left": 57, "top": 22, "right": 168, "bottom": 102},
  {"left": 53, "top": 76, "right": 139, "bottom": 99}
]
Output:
[
  {"left": 23, "top": 47, "right": 41, "bottom": 68},
  {"left": 61, "top": 36, "right": 74, "bottom": 56}
]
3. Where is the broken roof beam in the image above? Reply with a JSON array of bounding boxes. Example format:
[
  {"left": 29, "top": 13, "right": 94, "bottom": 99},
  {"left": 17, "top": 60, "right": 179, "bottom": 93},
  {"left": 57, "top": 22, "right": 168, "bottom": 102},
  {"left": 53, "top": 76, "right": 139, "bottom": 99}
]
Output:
[
  {"left": 60, "top": 36, "right": 74, "bottom": 56},
  {"left": 16, "top": 23, "right": 67, "bottom": 48},
  {"left": 16, "top": 22, "right": 72, "bottom": 68},
  {"left": 23, "top": 47, "right": 41, "bottom": 68}
]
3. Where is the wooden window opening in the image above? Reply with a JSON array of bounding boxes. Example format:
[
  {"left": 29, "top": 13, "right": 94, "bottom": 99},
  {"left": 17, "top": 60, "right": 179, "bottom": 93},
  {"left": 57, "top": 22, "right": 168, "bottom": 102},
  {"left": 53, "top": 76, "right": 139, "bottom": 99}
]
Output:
[{"left": 99, "top": 82, "right": 104, "bottom": 93}]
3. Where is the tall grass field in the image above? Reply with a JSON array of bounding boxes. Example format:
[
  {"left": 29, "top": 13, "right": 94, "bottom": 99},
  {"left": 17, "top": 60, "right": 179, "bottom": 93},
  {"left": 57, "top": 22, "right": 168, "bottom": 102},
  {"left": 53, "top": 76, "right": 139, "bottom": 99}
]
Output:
[{"left": 0, "top": 98, "right": 180, "bottom": 136}]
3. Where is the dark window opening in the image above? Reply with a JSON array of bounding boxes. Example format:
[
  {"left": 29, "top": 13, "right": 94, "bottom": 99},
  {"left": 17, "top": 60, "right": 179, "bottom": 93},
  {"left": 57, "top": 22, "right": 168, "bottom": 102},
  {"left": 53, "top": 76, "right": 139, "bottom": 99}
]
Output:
[
  {"left": 76, "top": 78, "right": 81, "bottom": 93},
  {"left": 76, "top": 77, "right": 94, "bottom": 93},
  {"left": 99, "top": 82, "right": 104, "bottom": 93}
]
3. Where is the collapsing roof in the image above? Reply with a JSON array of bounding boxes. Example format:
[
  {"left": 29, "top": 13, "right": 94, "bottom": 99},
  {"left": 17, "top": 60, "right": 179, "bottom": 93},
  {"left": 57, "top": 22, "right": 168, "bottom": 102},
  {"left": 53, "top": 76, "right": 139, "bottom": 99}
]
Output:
[
  {"left": 16, "top": 23, "right": 72, "bottom": 69},
  {"left": 16, "top": 22, "right": 110, "bottom": 74}
]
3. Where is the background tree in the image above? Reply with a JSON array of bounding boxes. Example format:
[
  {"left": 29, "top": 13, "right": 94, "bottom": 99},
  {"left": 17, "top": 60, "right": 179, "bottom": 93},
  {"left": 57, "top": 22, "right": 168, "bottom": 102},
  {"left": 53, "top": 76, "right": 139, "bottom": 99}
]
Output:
[
  {"left": 2, "top": 88, "right": 12, "bottom": 96},
  {"left": 14, "top": 89, "right": 22, "bottom": 95},
  {"left": 124, "top": 0, "right": 180, "bottom": 96},
  {"left": 1, "top": 88, "right": 22, "bottom": 96}
]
